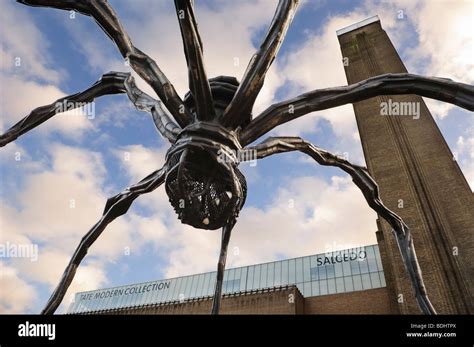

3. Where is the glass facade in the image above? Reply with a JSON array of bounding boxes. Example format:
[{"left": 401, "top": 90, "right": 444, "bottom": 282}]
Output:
[{"left": 68, "top": 244, "right": 385, "bottom": 313}]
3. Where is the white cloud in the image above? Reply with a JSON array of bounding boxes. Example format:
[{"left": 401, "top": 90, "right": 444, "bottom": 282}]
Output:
[{"left": 0, "top": 262, "right": 36, "bottom": 313}]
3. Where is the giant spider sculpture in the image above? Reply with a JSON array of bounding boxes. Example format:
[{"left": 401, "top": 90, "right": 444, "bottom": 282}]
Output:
[{"left": 2, "top": 0, "right": 473, "bottom": 315}]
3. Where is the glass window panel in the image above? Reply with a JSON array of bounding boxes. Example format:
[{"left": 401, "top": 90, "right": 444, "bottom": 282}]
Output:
[
  {"left": 310, "top": 255, "right": 318, "bottom": 270},
  {"left": 361, "top": 273, "right": 372, "bottom": 290},
  {"left": 335, "top": 258, "right": 344, "bottom": 278},
  {"left": 353, "top": 275, "right": 362, "bottom": 291},
  {"left": 195, "top": 274, "right": 205, "bottom": 298},
  {"left": 319, "top": 265, "right": 327, "bottom": 280},
  {"left": 281, "top": 260, "right": 289, "bottom": 285},
  {"left": 326, "top": 264, "right": 335, "bottom": 279},
  {"left": 224, "top": 269, "right": 235, "bottom": 293},
  {"left": 310, "top": 267, "right": 319, "bottom": 281},
  {"left": 267, "top": 262, "right": 275, "bottom": 288},
  {"left": 366, "top": 246, "right": 378, "bottom": 273},
  {"left": 327, "top": 278, "right": 336, "bottom": 294},
  {"left": 183, "top": 276, "right": 193, "bottom": 299},
  {"left": 223, "top": 269, "right": 229, "bottom": 288},
  {"left": 311, "top": 281, "right": 320, "bottom": 297},
  {"left": 260, "top": 263, "right": 268, "bottom": 288},
  {"left": 303, "top": 257, "right": 311, "bottom": 282},
  {"left": 167, "top": 279, "right": 177, "bottom": 302},
  {"left": 233, "top": 268, "right": 241, "bottom": 292},
  {"left": 344, "top": 276, "right": 354, "bottom": 292},
  {"left": 115, "top": 290, "right": 125, "bottom": 309},
  {"left": 359, "top": 256, "right": 369, "bottom": 274},
  {"left": 208, "top": 273, "right": 216, "bottom": 296},
  {"left": 295, "top": 258, "right": 303, "bottom": 283},
  {"left": 304, "top": 282, "right": 311, "bottom": 297},
  {"left": 190, "top": 275, "right": 200, "bottom": 298},
  {"left": 350, "top": 259, "right": 361, "bottom": 275},
  {"left": 380, "top": 271, "right": 386, "bottom": 287},
  {"left": 247, "top": 266, "right": 254, "bottom": 290},
  {"left": 274, "top": 261, "right": 282, "bottom": 286},
  {"left": 336, "top": 277, "right": 345, "bottom": 293},
  {"left": 175, "top": 277, "right": 184, "bottom": 302},
  {"left": 374, "top": 246, "right": 384, "bottom": 271},
  {"left": 202, "top": 273, "right": 211, "bottom": 298},
  {"left": 197, "top": 274, "right": 208, "bottom": 297},
  {"left": 253, "top": 265, "right": 261, "bottom": 289},
  {"left": 156, "top": 281, "right": 168, "bottom": 301},
  {"left": 342, "top": 261, "right": 351, "bottom": 277},
  {"left": 320, "top": 280, "right": 328, "bottom": 295},
  {"left": 240, "top": 267, "right": 248, "bottom": 291},
  {"left": 288, "top": 259, "right": 296, "bottom": 284},
  {"left": 370, "top": 272, "right": 381, "bottom": 288}
]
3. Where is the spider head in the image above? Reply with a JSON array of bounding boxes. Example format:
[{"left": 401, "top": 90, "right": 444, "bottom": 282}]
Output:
[{"left": 164, "top": 122, "right": 247, "bottom": 230}]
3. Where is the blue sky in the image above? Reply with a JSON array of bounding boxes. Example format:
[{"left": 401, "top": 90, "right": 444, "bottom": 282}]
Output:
[{"left": 0, "top": 0, "right": 472, "bottom": 313}]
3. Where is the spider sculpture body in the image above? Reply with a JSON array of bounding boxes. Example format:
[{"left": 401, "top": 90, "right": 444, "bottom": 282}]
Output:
[{"left": 2, "top": 0, "right": 473, "bottom": 315}]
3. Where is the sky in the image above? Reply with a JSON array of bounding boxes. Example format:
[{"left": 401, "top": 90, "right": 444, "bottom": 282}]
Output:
[{"left": 0, "top": 0, "right": 472, "bottom": 313}]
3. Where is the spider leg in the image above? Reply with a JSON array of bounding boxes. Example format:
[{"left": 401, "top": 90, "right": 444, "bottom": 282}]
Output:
[
  {"left": 221, "top": 0, "right": 300, "bottom": 128},
  {"left": 240, "top": 73, "right": 474, "bottom": 145},
  {"left": 211, "top": 218, "right": 237, "bottom": 315},
  {"left": 41, "top": 166, "right": 167, "bottom": 314},
  {"left": 174, "top": 0, "right": 215, "bottom": 121},
  {"left": 0, "top": 72, "right": 180, "bottom": 146},
  {"left": 246, "top": 136, "right": 436, "bottom": 314},
  {"left": 17, "top": 0, "right": 193, "bottom": 127}
]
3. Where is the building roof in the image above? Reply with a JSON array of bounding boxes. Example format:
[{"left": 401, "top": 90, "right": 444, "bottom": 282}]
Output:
[{"left": 336, "top": 15, "right": 380, "bottom": 36}]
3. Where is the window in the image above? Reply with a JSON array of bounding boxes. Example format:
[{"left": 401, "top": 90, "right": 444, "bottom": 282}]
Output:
[
  {"left": 353, "top": 275, "right": 362, "bottom": 291},
  {"left": 247, "top": 266, "right": 254, "bottom": 290},
  {"left": 320, "top": 280, "right": 328, "bottom": 295},
  {"left": 281, "top": 260, "right": 289, "bottom": 285},
  {"left": 350, "top": 259, "right": 361, "bottom": 275},
  {"left": 289, "top": 259, "right": 296, "bottom": 284},
  {"left": 274, "top": 261, "right": 282, "bottom": 286},
  {"left": 296, "top": 283, "right": 305, "bottom": 296},
  {"left": 295, "top": 258, "right": 303, "bottom": 283},
  {"left": 303, "top": 257, "right": 311, "bottom": 282},
  {"left": 361, "top": 273, "right": 372, "bottom": 290},
  {"left": 335, "top": 259, "right": 343, "bottom": 278},
  {"left": 223, "top": 279, "right": 241, "bottom": 293},
  {"left": 326, "top": 264, "right": 335, "bottom": 279},
  {"left": 319, "top": 265, "right": 327, "bottom": 280},
  {"left": 310, "top": 267, "right": 319, "bottom": 281},
  {"left": 208, "top": 273, "right": 216, "bottom": 296},
  {"left": 267, "top": 262, "right": 275, "bottom": 288},
  {"left": 336, "top": 277, "right": 345, "bottom": 293},
  {"left": 194, "top": 275, "right": 205, "bottom": 299},
  {"left": 200, "top": 274, "right": 210, "bottom": 298},
  {"left": 240, "top": 267, "right": 248, "bottom": 291},
  {"left": 327, "top": 278, "right": 336, "bottom": 294},
  {"left": 261, "top": 263, "right": 268, "bottom": 288},
  {"left": 370, "top": 272, "right": 381, "bottom": 288},
  {"left": 189, "top": 275, "right": 199, "bottom": 298},
  {"left": 366, "top": 247, "right": 378, "bottom": 273},
  {"left": 225, "top": 269, "right": 235, "bottom": 293},
  {"left": 311, "top": 281, "right": 320, "bottom": 296},
  {"left": 359, "top": 257, "right": 369, "bottom": 274},
  {"left": 342, "top": 261, "right": 351, "bottom": 277},
  {"left": 233, "top": 268, "right": 242, "bottom": 292},
  {"left": 344, "top": 276, "right": 354, "bottom": 292},
  {"left": 253, "top": 265, "right": 261, "bottom": 289},
  {"left": 183, "top": 276, "right": 193, "bottom": 299}
]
